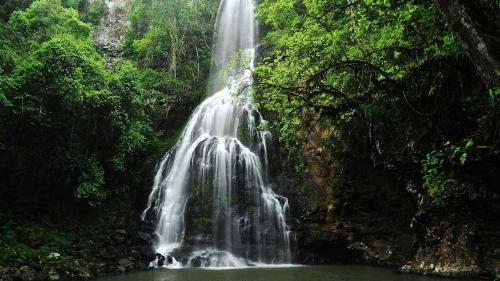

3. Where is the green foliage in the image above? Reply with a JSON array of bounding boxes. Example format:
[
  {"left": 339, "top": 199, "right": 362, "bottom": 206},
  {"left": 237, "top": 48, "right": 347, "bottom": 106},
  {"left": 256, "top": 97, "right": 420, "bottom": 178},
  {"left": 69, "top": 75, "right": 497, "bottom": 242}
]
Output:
[
  {"left": 62, "top": 0, "right": 81, "bottom": 9},
  {"left": 0, "top": 0, "right": 198, "bottom": 211},
  {"left": 0, "top": 217, "right": 75, "bottom": 268},
  {"left": 0, "top": 0, "right": 157, "bottom": 208},
  {"left": 0, "top": 93, "right": 12, "bottom": 107},
  {"left": 0, "top": 0, "right": 34, "bottom": 22},
  {"left": 254, "top": 0, "right": 499, "bottom": 203},
  {"left": 158, "top": 127, "right": 183, "bottom": 152},
  {"left": 75, "top": 155, "right": 106, "bottom": 206},
  {"left": 79, "top": 0, "right": 105, "bottom": 25},
  {"left": 422, "top": 139, "right": 490, "bottom": 197},
  {"left": 123, "top": 0, "right": 218, "bottom": 128},
  {"left": 255, "top": 0, "right": 461, "bottom": 161},
  {"left": 489, "top": 87, "right": 500, "bottom": 100},
  {"left": 421, "top": 149, "right": 457, "bottom": 197},
  {"left": 8, "top": 0, "right": 91, "bottom": 46},
  {"left": 0, "top": 205, "right": 139, "bottom": 273}
]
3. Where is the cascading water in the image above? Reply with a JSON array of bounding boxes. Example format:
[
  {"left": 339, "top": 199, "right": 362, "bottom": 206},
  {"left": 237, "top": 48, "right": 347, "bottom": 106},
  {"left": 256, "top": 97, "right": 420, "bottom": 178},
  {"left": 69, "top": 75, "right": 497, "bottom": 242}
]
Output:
[{"left": 141, "top": 0, "right": 291, "bottom": 267}]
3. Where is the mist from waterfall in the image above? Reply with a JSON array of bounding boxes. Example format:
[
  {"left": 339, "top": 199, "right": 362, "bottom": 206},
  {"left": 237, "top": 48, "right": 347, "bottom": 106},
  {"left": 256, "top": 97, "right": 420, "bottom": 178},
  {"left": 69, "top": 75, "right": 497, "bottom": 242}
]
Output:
[{"left": 141, "top": 0, "right": 291, "bottom": 267}]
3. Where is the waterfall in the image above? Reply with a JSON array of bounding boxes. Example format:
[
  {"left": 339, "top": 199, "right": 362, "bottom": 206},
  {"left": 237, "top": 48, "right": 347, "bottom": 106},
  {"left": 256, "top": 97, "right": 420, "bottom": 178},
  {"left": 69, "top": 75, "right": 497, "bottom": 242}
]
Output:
[{"left": 142, "top": 0, "right": 292, "bottom": 267}]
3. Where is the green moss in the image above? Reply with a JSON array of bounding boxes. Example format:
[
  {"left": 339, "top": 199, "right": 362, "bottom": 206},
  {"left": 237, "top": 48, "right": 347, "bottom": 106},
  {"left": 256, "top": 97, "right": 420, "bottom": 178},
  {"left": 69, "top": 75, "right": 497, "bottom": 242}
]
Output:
[
  {"left": 0, "top": 217, "right": 75, "bottom": 268},
  {"left": 0, "top": 198, "right": 138, "bottom": 271}
]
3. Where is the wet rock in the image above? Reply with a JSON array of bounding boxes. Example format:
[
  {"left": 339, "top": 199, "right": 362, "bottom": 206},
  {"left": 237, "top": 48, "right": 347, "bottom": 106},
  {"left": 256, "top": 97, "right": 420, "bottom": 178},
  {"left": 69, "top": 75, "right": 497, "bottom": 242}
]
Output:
[
  {"left": 139, "top": 245, "right": 156, "bottom": 261},
  {"left": 0, "top": 208, "right": 155, "bottom": 280},
  {"left": 114, "top": 235, "right": 126, "bottom": 243},
  {"left": 47, "top": 252, "right": 60, "bottom": 260},
  {"left": 138, "top": 221, "right": 155, "bottom": 234},
  {"left": 399, "top": 183, "right": 500, "bottom": 279},
  {"left": 190, "top": 256, "right": 202, "bottom": 267},
  {"left": 118, "top": 258, "right": 133, "bottom": 268},
  {"left": 115, "top": 229, "right": 127, "bottom": 235},
  {"left": 166, "top": 255, "right": 173, "bottom": 265},
  {"left": 19, "top": 266, "right": 37, "bottom": 281},
  {"left": 137, "top": 231, "right": 151, "bottom": 242},
  {"left": 97, "top": 248, "right": 108, "bottom": 259},
  {"left": 96, "top": 262, "right": 107, "bottom": 271},
  {"left": 0, "top": 266, "right": 13, "bottom": 281},
  {"left": 114, "top": 229, "right": 127, "bottom": 243},
  {"left": 155, "top": 253, "right": 165, "bottom": 267},
  {"left": 117, "top": 265, "right": 127, "bottom": 272},
  {"left": 75, "top": 267, "right": 93, "bottom": 280},
  {"left": 48, "top": 269, "right": 60, "bottom": 280},
  {"left": 134, "top": 261, "right": 147, "bottom": 270}
]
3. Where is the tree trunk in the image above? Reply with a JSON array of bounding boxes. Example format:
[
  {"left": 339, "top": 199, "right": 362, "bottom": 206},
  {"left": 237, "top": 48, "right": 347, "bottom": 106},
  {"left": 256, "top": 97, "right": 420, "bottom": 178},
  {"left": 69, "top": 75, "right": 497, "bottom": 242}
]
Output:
[{"left": 434, "top": 0, "right": 500, "bottom": 89}]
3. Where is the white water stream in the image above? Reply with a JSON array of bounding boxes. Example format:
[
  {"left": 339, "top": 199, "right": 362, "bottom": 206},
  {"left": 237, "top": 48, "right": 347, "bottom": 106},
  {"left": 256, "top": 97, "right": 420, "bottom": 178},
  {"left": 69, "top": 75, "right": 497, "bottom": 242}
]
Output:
[{"left": 141, "top": 0, "right": 291, "bottom": 267}]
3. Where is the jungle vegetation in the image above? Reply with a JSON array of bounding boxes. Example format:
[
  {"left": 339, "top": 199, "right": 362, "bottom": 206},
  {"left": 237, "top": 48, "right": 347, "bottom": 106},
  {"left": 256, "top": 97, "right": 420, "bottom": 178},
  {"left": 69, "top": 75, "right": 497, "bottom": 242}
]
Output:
[
  {"left": 254, "top": 0, "right": 499, "bottom": 198},
  {"left": 0, "top": 0, "right": 498, "bottom": 277}
]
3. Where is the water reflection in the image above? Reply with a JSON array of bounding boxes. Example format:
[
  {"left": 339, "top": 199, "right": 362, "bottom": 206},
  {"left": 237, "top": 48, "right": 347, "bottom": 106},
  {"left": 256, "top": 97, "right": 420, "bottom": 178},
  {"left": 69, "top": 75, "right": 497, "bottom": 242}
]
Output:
[{"left": 97, "top": 265, "right": 470, "bottom": 281}]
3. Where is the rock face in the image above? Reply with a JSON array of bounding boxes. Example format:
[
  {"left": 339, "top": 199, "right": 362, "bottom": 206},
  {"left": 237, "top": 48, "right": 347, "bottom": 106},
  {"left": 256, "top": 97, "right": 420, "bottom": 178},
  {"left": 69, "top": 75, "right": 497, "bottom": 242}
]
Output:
[
  {"left": 19, "top": 266, "right": 37, "bottom": 281},
  {"left": 401, "top": 183, "right": 500, "bottom": 279},
  {"left": 89, "top": 216, "right": 155, "bottom": 275},
  {"left": 278, "top": 129, "right": 500, "bottom": 279},
  {"left": 93, "top": 0, "right": 131, "bottom": 52},
  {"left": 284, "top": 165, "right": 417, "bottom": 266}
]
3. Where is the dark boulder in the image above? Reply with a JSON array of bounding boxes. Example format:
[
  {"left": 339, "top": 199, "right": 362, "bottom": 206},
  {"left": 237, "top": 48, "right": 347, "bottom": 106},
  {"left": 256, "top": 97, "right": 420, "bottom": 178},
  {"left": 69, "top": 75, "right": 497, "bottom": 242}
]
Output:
[
  {"left": 155, "top": 253, "right": 165, "bottom": 267},
  {"left": 137, "top": 232, "right": 152, "bottom": 242},
  {"left": 166, "top": 255, "right": 173, "bottom": 265},
  {"left": 19, "top": 266, "right": 37, "bottom": 281},
  {"left": 190, "top": 256, "right": 202, "bottom": 267}
]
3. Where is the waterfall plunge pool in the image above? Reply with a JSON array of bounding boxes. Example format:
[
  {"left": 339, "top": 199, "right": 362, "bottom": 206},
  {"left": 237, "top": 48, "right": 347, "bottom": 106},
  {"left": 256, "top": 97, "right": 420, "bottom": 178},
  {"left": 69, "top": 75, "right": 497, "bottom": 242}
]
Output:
[{"left": 95, "top": 265, "right": 465, "bottom": 281}]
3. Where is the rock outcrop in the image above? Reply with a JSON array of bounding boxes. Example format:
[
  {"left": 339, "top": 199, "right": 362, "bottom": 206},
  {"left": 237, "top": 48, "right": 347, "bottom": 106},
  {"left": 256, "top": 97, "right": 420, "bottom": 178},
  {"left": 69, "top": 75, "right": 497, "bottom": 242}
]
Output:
[
  {"left": 279, "top": 129, "right": 500, "bottom": 280},
  {"left": 0, "top": 212, "right": 155, "bottom": 281},
  {"left": 401, "top": 182, "right": 500, "bottom": 279},
  {"left": 93, "top": 0, "right": 131, "bottom": 52}
]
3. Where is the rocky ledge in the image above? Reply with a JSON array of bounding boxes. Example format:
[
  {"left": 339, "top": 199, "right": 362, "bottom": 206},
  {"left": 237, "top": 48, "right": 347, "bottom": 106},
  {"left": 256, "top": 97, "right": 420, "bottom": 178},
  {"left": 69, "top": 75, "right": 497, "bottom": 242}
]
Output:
[
  {"left": 0, "top": 212, "right": 156, "bottom": 281},
  {"left": 289, "top": 172, "right": 500, "bottom": 280},
  {"left": 399, "top": 184, "right": 500, "bottom": 280},
  {"left": 278, "top": 134, "right": 500, "bottom": 280}
]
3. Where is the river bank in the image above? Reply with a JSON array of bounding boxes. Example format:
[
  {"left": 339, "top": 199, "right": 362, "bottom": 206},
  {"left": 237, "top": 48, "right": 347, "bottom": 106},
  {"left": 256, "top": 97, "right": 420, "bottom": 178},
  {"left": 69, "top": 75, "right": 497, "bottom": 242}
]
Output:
[{"left": 0, "top": 204, "right": 155, "bottom": 281}]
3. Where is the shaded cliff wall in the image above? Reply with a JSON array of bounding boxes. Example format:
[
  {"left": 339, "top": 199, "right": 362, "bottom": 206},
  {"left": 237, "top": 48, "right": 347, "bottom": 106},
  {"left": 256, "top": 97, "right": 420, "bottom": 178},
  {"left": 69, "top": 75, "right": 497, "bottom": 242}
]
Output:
[{"left": 277, "top": 128, "right": 500, "bottom": 279}]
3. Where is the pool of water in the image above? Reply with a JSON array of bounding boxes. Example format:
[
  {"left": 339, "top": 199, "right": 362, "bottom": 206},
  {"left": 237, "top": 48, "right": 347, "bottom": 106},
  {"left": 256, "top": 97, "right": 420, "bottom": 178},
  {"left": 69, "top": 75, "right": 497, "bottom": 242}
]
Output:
[{"left": 96, "top": 265, "right": 466, "bottom": 281}]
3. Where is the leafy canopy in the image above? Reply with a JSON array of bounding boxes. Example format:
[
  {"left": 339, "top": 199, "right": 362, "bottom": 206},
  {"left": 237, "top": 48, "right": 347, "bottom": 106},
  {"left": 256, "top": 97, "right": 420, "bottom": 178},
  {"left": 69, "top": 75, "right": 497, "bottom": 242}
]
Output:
[{"left": 0, "top": 0, "right": 156, "bottom": 208}]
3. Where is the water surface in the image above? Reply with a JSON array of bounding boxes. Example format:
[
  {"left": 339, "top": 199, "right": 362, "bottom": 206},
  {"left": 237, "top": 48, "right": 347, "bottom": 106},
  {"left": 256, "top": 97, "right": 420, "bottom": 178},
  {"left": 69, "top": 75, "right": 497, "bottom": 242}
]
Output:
[{"left": 97, "top": 265, "right": 464, "bottom": 281}]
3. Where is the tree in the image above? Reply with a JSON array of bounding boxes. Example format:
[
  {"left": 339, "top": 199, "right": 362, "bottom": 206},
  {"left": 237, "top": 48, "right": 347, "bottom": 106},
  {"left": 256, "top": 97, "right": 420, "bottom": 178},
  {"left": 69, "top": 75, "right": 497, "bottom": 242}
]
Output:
[
  {"left": 0, "top": 0, "right": 156, "bottom": 208},
  {"left": 433, "top": 0, "right": 500, "bottom": 89},
  {"left": 254, "top": 0, "right": 498, "bottom": 198},
  {"left": 254, "top": 0, "right": 459, "bottom": 156},
  {"left": 123, "top": 0, "right": 218, "bottom": 130}
]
